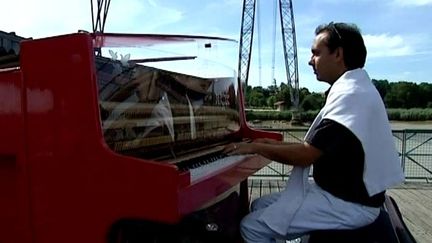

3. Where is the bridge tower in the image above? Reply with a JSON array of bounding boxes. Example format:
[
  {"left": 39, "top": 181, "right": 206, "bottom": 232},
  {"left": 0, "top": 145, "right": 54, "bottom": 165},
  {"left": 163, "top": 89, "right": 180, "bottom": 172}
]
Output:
[
  {"left": 90, "top": 0, "right": 111, "bottom": 34},
  {"left": 238, "top": 0, "right": 300, "bottom": 113},
  {"left": 90, "top": 0, "right": 112, "bottom": 55}
]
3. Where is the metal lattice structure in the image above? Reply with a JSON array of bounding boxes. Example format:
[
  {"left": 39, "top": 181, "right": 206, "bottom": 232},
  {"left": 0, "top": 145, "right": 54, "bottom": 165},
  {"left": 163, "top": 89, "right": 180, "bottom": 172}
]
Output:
[
  {"left": 238, "top": 0, "right": 299, "bottom": 109},
  {"left": 237, "top": 0, "right": 256, "bottom": 90},
  {"left": 278, "top": 0, "right": 299, "bottom": 109},
  {"left": 90, "top": 0, "right": 112, "bottom": 34},
  {"left": 90, "top": 0, "right": 112, "bottom": 56}
]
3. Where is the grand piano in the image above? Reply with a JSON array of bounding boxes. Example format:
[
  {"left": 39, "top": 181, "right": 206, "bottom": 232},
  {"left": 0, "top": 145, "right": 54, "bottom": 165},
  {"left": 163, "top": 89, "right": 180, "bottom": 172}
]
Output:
[{"left": 0, "top": 32, "right": 281, "bottom": 243}]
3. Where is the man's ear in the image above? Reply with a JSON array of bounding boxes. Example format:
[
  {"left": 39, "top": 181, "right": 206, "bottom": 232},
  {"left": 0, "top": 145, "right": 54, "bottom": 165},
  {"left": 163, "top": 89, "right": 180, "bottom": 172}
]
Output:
[{"left": 335, "top": 47, "right": 344, "bottom": 62}]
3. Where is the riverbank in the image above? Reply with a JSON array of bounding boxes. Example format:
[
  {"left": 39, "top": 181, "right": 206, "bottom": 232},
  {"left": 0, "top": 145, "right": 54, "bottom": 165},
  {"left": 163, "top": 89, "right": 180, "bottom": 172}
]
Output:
[
  {"left": 251, "top": 120, "right": 432, "bottom": 130},
  {"left": 390, "top": 121, "right": 432, "bottom": 130}
]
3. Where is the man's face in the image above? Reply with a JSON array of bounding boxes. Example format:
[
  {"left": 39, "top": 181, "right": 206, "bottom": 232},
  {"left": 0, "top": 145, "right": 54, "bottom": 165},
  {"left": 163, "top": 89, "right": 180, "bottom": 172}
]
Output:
[{"left": 308, "top": 32, "right": 342, "bottom": 84}]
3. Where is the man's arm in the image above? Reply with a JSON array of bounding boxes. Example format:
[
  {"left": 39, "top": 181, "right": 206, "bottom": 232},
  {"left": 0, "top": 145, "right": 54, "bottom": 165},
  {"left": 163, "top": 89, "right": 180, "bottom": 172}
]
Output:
[
  {"left": 254, "top": 137, "right": 298, "bottom": 145},
  {"left": 223, "top": 141, "right": 322, "bottom": 167}
]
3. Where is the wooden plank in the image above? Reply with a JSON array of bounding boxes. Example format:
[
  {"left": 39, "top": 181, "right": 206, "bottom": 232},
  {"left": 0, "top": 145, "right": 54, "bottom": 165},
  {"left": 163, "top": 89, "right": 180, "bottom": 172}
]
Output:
[
  {"left": 388, "top": 183, "right": 432, "bottom": 243},
  {"left": 249, "top": 179, "right": 432, "bottom": 242}
]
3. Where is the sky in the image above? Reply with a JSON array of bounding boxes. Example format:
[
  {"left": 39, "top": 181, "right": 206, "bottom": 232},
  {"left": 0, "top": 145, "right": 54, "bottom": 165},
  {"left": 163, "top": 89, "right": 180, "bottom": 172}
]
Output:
[{"left": 1, "top": 0, "right": 432, "bottom": 92}]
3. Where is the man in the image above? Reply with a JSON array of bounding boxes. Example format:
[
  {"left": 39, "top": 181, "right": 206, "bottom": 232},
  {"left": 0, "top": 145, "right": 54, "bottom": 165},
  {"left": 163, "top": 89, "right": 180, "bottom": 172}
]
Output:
[{"left": 223, "top": 22, "right": 405, "bottom": 243}]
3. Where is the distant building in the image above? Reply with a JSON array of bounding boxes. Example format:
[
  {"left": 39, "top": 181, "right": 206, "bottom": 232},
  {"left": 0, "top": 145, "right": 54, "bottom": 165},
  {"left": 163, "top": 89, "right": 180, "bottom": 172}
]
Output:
[
  {"left": 274, "top": 101, "right": 286, "bottom": 111},
  {"left": 0, "top": 30, "right": 29, "bottom": 68}
]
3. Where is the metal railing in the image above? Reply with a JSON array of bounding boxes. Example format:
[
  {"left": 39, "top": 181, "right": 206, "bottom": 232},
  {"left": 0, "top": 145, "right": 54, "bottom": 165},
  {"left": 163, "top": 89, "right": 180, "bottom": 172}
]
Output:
[{"left": 251, "top": 128, "right": 432, "bottom": 182}]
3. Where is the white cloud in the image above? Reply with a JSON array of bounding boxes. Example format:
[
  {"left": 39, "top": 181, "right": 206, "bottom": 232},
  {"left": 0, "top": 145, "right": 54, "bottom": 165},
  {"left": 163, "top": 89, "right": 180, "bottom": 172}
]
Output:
[
  {"left": 0, "top": 0, "right": 88, "bottom": 38},
  {"left": 364, "top": 34, "right": 414, "bottom": 58},
  {"left": 0, "top": 0, "right": 184, "bottom": 38},
  {"left": 392, "top": 0, "right": 432, "bottom": 6},
  {"left": 107, "top": 0, "right": 183, "bottom": 33}
]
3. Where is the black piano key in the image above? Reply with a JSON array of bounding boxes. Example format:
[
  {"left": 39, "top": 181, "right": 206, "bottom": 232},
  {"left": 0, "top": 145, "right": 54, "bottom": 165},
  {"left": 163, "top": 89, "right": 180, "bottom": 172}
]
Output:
[{"left": 176, "top": 151, "right": 228, "bottom": 172}]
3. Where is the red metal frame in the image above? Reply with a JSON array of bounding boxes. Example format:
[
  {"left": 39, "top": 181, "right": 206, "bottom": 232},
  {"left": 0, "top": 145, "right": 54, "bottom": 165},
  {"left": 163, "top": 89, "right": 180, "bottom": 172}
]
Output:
[{"left": 0, "top": 33, "right": 282, "bottom": 243}]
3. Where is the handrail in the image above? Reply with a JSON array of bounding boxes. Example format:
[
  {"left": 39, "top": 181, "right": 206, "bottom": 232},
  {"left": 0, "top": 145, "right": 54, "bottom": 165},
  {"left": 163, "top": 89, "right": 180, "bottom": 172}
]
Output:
[{"left": 252, "top": 128, "right": 432, "bottom": 182}]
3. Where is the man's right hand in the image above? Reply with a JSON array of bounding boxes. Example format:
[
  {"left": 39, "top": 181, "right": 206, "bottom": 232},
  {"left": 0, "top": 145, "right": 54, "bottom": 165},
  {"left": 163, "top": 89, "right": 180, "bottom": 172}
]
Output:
[{"left": 254, "top": 138, "right": 281, "bottom": 144}]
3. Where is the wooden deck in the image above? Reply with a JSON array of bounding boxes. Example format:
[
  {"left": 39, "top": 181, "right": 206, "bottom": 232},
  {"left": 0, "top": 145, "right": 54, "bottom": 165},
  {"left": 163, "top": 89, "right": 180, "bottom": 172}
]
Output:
[
  {"left": 248, "top": 179, "right": 432, "bottom": 243},
  {"left": 388, "top": 182, "right": 432, "bottom": 243}
]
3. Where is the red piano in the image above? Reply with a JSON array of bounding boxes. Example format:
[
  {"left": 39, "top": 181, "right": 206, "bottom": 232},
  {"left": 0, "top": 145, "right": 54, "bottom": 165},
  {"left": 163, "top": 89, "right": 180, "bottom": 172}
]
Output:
[{"left": 0, "top": 32, "right": 281, "bottom": 243}]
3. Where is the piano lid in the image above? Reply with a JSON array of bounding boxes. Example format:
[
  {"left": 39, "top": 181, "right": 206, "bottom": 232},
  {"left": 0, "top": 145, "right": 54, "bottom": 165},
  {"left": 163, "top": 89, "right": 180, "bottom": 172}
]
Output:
[
  {"left": 92, "top": 32, "right": 237, "bottom": 48},
  {"left": 94, "top": 33, "right": 240, "bottom": 162}
]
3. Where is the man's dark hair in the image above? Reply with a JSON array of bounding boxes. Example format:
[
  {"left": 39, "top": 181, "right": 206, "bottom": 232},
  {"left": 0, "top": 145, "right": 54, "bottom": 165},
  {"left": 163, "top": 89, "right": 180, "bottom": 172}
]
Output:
[{"left": 315, "top": 22, "right": 367, "bottom": 70}]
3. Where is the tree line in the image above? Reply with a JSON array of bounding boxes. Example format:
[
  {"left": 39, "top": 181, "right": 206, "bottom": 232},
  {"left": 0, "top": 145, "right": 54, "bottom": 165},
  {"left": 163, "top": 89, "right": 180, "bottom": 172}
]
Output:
[{"left": 245, "top": 79, "right": 432, "bottom": 110}]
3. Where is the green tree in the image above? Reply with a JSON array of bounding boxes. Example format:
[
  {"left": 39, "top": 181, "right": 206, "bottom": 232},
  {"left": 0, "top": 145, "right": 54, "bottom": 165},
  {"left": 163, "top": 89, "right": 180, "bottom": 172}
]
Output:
[
  {"left": 247, "top": 86, "right": 266, "bottom": 107},
  {"left": 385, "top": 82, "right": 421, "bottom": 108},
  {"left": 268, "top": 78, "right": 279, "bottom": 96},
  {"left": 418, "top": 82, "right": 432, "bottom": 108},
  {"left": 300, "top": 93, "right": 325, "bottom": 111},
  {"left": 299, "top": 87, "right": 311, "bottom": 106},
  {"left": 276, "top": 82, "right": 292, "bottom": 108},
  {"left": 267, "top": 95, "right": 277, "bottom": 107},
  {"left": 372, "top": 79, "right": 390, "bottom": 100}
]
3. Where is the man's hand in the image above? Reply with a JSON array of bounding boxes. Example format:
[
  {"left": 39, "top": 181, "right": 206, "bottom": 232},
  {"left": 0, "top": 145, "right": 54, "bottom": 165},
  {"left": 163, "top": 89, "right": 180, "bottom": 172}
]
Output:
[
  {"left": 254, "top": 138, "right": 281, "bottom": 144},
  {"left": 223, "top": 142, "right": 254, "bottom": 155}
]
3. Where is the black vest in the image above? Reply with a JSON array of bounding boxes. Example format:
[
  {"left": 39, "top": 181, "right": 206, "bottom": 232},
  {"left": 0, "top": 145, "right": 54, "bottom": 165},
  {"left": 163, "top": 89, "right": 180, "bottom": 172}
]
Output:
[{"left": 310, "top": 119, "right": 385, "bottom": 207}]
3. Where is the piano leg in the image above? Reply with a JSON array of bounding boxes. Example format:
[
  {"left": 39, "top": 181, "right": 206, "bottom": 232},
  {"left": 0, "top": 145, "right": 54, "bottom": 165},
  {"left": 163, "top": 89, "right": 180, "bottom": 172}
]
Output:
[{"left": 239, "top": 179, "right": 251, "bottom": 218}]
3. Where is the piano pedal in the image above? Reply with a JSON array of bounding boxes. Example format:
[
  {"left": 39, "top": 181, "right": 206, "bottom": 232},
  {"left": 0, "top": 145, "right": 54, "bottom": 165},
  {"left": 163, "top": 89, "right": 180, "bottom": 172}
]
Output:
[
  {"left": 178, "top": 191, "right": 242, "bottom": 243},
  {"left": 108, "top": 192, "right": 243, "bottom": 243}
]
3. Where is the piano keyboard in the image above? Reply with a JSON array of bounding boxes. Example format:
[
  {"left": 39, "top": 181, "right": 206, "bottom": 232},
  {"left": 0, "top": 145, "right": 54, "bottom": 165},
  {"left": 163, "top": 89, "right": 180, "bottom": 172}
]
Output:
[{"left": 176, "top": 151, "right": 249, "bottom": 183}]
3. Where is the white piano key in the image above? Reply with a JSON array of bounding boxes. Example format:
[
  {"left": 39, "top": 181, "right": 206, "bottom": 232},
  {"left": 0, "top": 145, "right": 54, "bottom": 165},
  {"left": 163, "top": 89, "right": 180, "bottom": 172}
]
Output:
[{"left": 189, "top": 154, "right": 249, "bottom": 183}]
